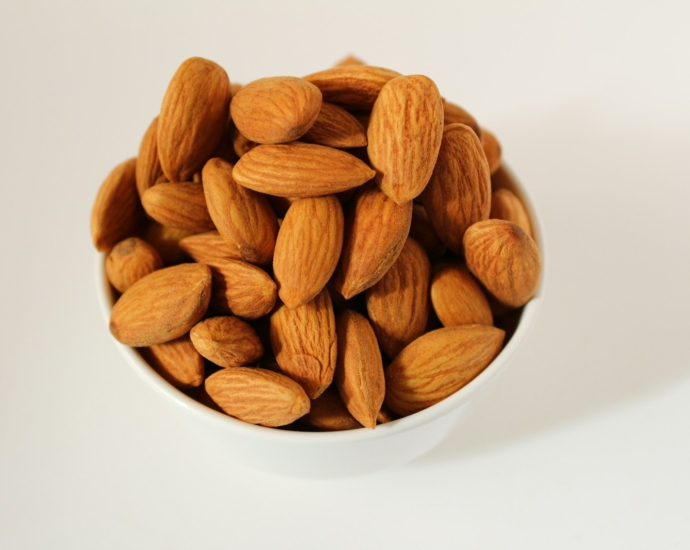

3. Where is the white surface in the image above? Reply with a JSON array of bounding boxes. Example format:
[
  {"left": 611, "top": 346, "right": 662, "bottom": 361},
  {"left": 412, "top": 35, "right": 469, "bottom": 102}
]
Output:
[{"left": 1, "top": 0, "right": 689, "bottom": 547}]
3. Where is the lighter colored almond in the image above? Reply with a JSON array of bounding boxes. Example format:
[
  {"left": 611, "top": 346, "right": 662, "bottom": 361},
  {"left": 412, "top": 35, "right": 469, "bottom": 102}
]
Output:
[
  {"left": 141, "top": 182, "right": 215, "bottom": 233},
  {"left": 430, "top": 263, "right": 493, "bottom": 327}
]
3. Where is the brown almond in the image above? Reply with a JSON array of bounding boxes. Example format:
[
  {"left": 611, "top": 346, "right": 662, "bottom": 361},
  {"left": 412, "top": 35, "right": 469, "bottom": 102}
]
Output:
[
  {"left": 211, "top": 118, "right": 240, "bottom": 165},
  {"left": 365, "top": 237, "right": 430, "bottom": 359},
  {"left": 266, "top": 195, "right": 299, "bottom": 217},
  {"left": 136, "top": 117, "right": 163, "bottom": 198},
  {"left": 141, "top": 335, "right": 204, "bottom": 389},
  {"left": 463, "top": 219, "right": 541, "bottom": 308},
  {"left": 143, "top": 222, "right": 194, "bottom": 266},
  {"left": 410, "top": 204, "right": 446, "bottom": 259},
  {"left": 377, "top": 404, "right": 399, "bottom": 425},
  {"left": 105, "top": 237, "right": 163, "bottom": 293},
  {"left": 430, "top": 263, "right": 493, "bottom": 327},
  {"left": 302, "top": 102, "right": 367, "bottom": 148},
  {"left": 368, "top": 75, "right": 444, "bottom": 204},
  {"left": 158, "top": 57, "right": 231, "bottom": 182},
  {"left": 334, "top": 55, "right": 366, "bottom": 67},
  {"left": 421, "top": 123, "right": 491, "bottom": 254},
  {"left": 385, "top": 325, "right": 505, "bottom": 416},
  {"left": 205, "top": 367, "right": 310, "bottom": 427},
  {"left": 300, "top": 387, "right": 362, "bottom": 431},
  {"left": 141, "top": 182, "right": 215, "bottom": 233},
  {"left": 178, "top": 231, "right": 242, "bottom": 263},
  {"left": 443, "top": 100, "right": 481, "bottom": 136},
  {"left": 490, "top": 188, "right": 533, "bottom": 238},
  {"left": 232, "top": 129, "right": 258, "bottom": 158},
  {"left": 190, "top": 316, "right": 263, "bottom": 368},
  {"left": 480, "top": 127, "right": 502, "bottom": 174},
  {"left": 233, "top": 142, "right": 375, "bottom": 198},
  {"left": 110, "top": 263, "right": 211, "bottom": 347}
]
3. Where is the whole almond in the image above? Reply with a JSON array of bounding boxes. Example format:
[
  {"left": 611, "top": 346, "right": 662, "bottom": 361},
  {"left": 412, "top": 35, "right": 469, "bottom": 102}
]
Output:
[
  {"left": 368, "top": 75, "right": 444, "bottom": 204},
  {"left": 365, "top": 237, "right": 430, "bottom": 359},
  {"left": 110, "top": 263, "right": 211, "bottom": 347},
  {"left": 141, "top": 335, "right": 204, "bottom": 389},
  {"left": 333, "top": 182, "right": 413, "bottom": 300},
  {"left": 302, "top": 102, "right": 367, "bottom": 148},
  {"left": 385, "top": 325, "right": 505, "bottom": 416},
  {"left": 202, "top": 157, "right": 278, "bottom": 265},
  {"left": 205, "top": 367, "right": 310, "bottom": 427},
  {"left": 158, "top": 57, "right": 231, "bottom": 182},
  {"left": 230, "top": 76, "right": 322, "bottom": 144},
  {"left": 141, "top": 182, "right": 215, "bottom": 233},
  {"left": 480, "top": 127, "right": 502, "bottom": 174},
  {"left": 490, "top": 188, "right": 533, "bottom": 238},
  {"left": 430, "top": 263, "right": 493, "bottom": 327},
  {"left": 304, "top": 65, "right": 401, "bottom": 110},
  {"left": 233, "top": 142, "right": 375, "bottom": 198},
  {"left": 410, "top": 204, "right": 446, "bottom": 259},
  {"left": 190, "top": 316, "right": 263, "bottom": 367},
  {"left": 421, "top": 123, "right": 491, "bottom": 254},
  {"left": 300, "top": 387, "right": 362, "bottom": 431},
  {"left": 269, "top": 288, "right": 337, "bottom": 399},
  {"left": 463, "top": 219, "right": 541, "bottom": 308},
  {"left": 335, "top": 310, "right": 385, "bottom": 429},
  {"left": 273, "top": 196, "right": 344, "bottom": 309},
  {"left": 136, "top": 117, "right": 163, "bottom": 198},
  {"left": 143, "top": 222, "right": 194, "bottom": 266},
  {"left": 105, "top": 237, "right": 163, "bottom": 292},
  {"left": 443, "top": 100, "right": 481, "bottom": 136},
  {"left": 178, "top": 231, "right": 242, "bottom": 263}
]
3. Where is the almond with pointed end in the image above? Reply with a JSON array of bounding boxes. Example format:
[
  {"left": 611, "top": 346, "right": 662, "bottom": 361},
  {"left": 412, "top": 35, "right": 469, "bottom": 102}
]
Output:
[
  {"left": 335, "top": 310, "right": 385, "bottom": 429},
  {"left": 141, "top": 182, "right": 215, "bottom": 233},
  {"left": 233, "top": 142, "right": 375, "bottom": 198},
  {"left": 269, "top": 289, "right": 337, "bottom": 399},
  {"left": 205, "top": 367, "right": 310, "bottom": 427},
  {"left": 302, "top": 102, "right": 367, "bottom": 148},
  {"left": 410, "top": 204, "right": 445, "bottom": 259},
  {"left": 368, "top": 75, "right": 444, "bottom": 204},
  {"left": 334, "top": 55, "right": 366, "bottom": 67},
  {"left": 158, "top": 57, "right": 231, "bottom": 182},
  {"left": 178, "top": 231, "right": 242, "bottom": 263},
  {"left": 141, "top": 335, "right": 204, "bottom": 389},
  {"left": 304, "top": 65, "right": 401, "bottom": 110},
  {"left": 334, "top": 182, "right": 412, "bottom": 299},
  {"left": 110, "top": 263, "right": 211, "bottom": 346},
  {"left": 190, "top": 316, "right": 263, "bottom": 367},
  {"left": 463, "top": 219, "right": 541, "bottom": 308},
  {"left": 421, "top": 123, "right": 491, "bottom": 254},
  {"left": 300, "top": 387, "right": 362, "bottom": 431},
  {"left": 143, "top": 222, "right": 194, "bottom": 266},
  {"left": 385, "top": 325, "right": 505, "bottom": 416},
  {"left": 443, "top": 100, "right": 481, "bottom": 136},
  {"left": 273, "top": 196, "right": 344, "bottom": 309},
  {"left": 480, "top": 127, "right": 502, "bottom": 174},
  {"left": 430, "top": 263, "right": 493, "bottom": 327},
  {"left": 490, "top": 188, "right": 533, "bottom": 238},
  {"left": 365, "top": 237, "right": 430, "bottom": 359},
  {"left": 136, "top": 117, "right": 163, "bottom": 198},
  {"left": 106, "top": 237, "right": 163, "bottom": 292}
]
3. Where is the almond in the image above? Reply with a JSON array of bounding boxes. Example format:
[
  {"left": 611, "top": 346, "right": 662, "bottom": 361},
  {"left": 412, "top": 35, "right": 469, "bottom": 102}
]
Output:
[
  {"left": 430, "top": 263, "right": 493, "bottom": 327},
  {"left": 365, "top": 237, "right": 430, "bottom": 359},
  {"left": 385, "top": 325, "right": 505, "bottom": 416},
  {"left": 300, "top": 387, "right": 362, "bottom": 431},
  {"left": 178, "top": 231, "right": 242, "bottom": 263},
  {"left": 233, "top": 142, "right": 375, "bottom": 198},
  {"left": 269, "top": 288, "right": 337, "bottom": 399},
  {"left": 202, "top": 157, "right": 278, "bottom": 265},
  {"left": 377, "top": 404, "right": 399, "bottom": 425},
  {"left": 230, "top": 76, "right": 322, "bottom": 144},
  {"left": 211, "top": 117, "right": 240, "bottom": 165},
  {"left": 410, "top": 204, "right": 446, "bottom": 259},
  {"left": 205, "top": 367, "right": 310, "bottom": 427},
  {"left": 140, "top": 335, "right": 204, "bottom": 389},
  {"left": 463, "top": 219, "right": 541, "bottom": 308},
  {"left": 190, "top": 316, "right": 263, "bottom": 367},
  {"left": 142, "top": 221, "right": 194, "bottom": 266},
  {"left": 480, "top": 127, "right": 502, "bottom": 174},
  {"left": 443, "top": 100, "right": 481, "bottom": 136},
  {"left": 141, "top": 182, "right": 215, "bottom": 233},
  {"left": 335, "top": 310, "right": 385, "bottom": 429},
  {"left": 105, "top": 237, "right": 163, "bottom": 293},
  {"left": 368, "top": 75, "right": 444, "bottom": 204},
  {"left": 158, "top": 57, "right": 231, "bottom": 182},
  {"left": 333, "top": 182, "right": 413, "bottom": 299},
  {"left": 110, "top": 263, "right": 211, "bottom": 347},
  {"left": 301, "top": 102, "right": 367, "bottom": 148},
  {"left": 136, "top": 117, "right": 163, "bottom": 198},
  {"left": 232, "top": 128, "right": 258, "bottom": 158},
  {"left": 273, "top": 196, "right": 344, "bottom": 309},
  {"left": 304, "top": 65, "right": 401, "bottom": 110},
  {"left": 490, "top": 188, "right": 533, "bottom": 238},
  {"left": 421, "top": 123, "right": 491, "bottom": 254},
  {"left": 334, "top": 55, "right": 366, "bottom": 67}
]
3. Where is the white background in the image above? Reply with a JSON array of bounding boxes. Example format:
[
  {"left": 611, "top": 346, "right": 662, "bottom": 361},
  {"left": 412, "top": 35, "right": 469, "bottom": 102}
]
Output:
[{"left": 1, "top": 0, "right": 689, "bottom": 548}]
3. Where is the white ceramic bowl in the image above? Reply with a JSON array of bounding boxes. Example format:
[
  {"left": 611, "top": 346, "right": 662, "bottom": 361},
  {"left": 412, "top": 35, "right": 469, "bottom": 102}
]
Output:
[{"left": 95, "top": 167, "right": 545, "bottom": 478}]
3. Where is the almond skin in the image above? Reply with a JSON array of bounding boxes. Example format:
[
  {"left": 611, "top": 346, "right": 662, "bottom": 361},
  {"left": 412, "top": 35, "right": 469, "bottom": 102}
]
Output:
[
  {"left": 141, "top": 182, "right": 215, "bottom": 233},
  {"left": 158, "top": 57, "right": 231, "bottom": 182},
  {"left": 110, "top": 263, "right": 211, "bottom": 347},
  {"left": 105, "top": 237, "right": 163, "bottom": 293},
  {"left": 141, "top": 335, "right": 204, "bottom": 389},
  {"left": 233, "top": 142, "right": 375, "bottom": 198},
  {"left": 480, "top": 127, "right": 502, "bottom": 174},
  {"left": 335, "top": 310, "right": 385, "bottom": 429},
  {"left": 190, "top": 316, "right": 263, "bottom": 367},
  {"left": 300, "top": 387, "right": 362, "bottom": 431},
  {"left": 368, "top": 75, "right": 444, "bottom": 204},
  {"left": 230, "top": 76, "right": 322, "bottom": 144},
  {"left": 430, "top": 263, "right": 493, "bottom": 327},
  {"left": 301, "top": 102, "right": 367, "bottom": 148},
  {"left": 304, "top": 65, "right": 401, "bottom": 110},
  {"left": 443, "top": 100, "right": 481, "bottom": 136},
  {"left": 273, "top": 196, "right": 344, "bottom": 309},
  {"left": 463, "top": 219, "right": 541, "bottom": 308},
  {"left": 421, "top": 123, "right": 491, "bottom": 254},
  {"left": 490, "top": 188, "right": 533, "bottom": 238},
  {"left": 136, "top": 117, "right": 163, "bottom": 198},
  {"left": 365, "top": 237, "right": 430, "bottom": 359},
  {"left": 385, "top": 325, "right": 505, "bottom": 416},
  {"left": 410, "top": 204, "right": 445, "bottom": 259},
  {"left": 269, "top": 288, "right": 337, "bottom": 399},
  {"left": 205, "top": 367, "right": 310, "bottom": 427},
  {"left": 178, "top": 231, "right": 242, "bottom": 264}
]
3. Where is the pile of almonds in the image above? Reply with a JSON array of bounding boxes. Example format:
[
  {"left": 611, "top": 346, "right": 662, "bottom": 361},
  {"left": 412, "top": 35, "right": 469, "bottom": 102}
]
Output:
[{"left": 90, "top": 55, "right": 541, "bottom": 431}]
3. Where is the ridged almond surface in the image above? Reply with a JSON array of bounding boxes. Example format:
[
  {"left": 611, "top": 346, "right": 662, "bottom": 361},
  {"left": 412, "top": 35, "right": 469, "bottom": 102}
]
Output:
[
  {"left": 490, "top": 188, "right": 533, "bottom": 238},
  {"left": 143, "top": 222, "right": 194, "bottom": 266},
  {"left": 158, "top": 57, "right": 231, "bottom": 182},
  {"left": 136, "top": 117, "right": 163, "bottom": 198},
  {"left": 190, "top": 316, "right": 263, "bottom": 368},
  {"left": 480, "top": 127, "right": 502, "bottom": 174},
  {"left": 109, "top": 263, "right": 211, "bottom": 347},
  {"left": 443, "top": 100, "right": 481, "bottom": 136},
  {"left": 230, "top": 76, "right": 322, "bottom": 144},
  {"left": 463, "top": 219, "right": 541, "bottom": 308},
  {"left": 105, "top": 237, "right": 163, "bottom": 292},
  {"left": 178, "top": 231, "right": 242, "bottom": 263},
  {"left": 300, "top": 387, "right": 362, "bottom": 431},
  {"left": 302, "top": 102, "right": 367, "bottom": 148},
  {"left": 365, "top": 237, "right": 430, "bottom": 359},
  {"left": 205, "top": 367, "right": 310, "bottom": 427},
  {"left": 430, "top": 263, "right": 493, "bottom": 327},
  {"left": 141, "top": 182, "right": 215, "bottom": 233},
  {"left": 202, "top": 157, "right": 278, "bottom": 265},
  {"left": 335, "top": 310, "right": 385, "bottom": 429},
  {"left": 368, "top": 75, "right": 444, "bottom": 204},
  {"left": 233, "top": 142, "right": 375, "bottom": 198},
  {"left": 273, "top": 196, "right": 344, "bottom": 309},
  {"left": 410, "top": 204, "right": 445, "bottom": 259},
  {"left": 421, "top": 123, "right": 491, "bottom": 254},
  {"left": 269, "top": 289, "right": 337, "bottom": 399},
  {"left": 304, "top": 65, "right": 401, "bottom": 110},
  {"left": 385, "top": 325, "right": 505, "bottom": 416},
  {"left": 333, "top": 182, "right": 413, "bottom": 299},
  {"left": 141, "top": 335, "right": 204, "bottom": 389},
  {"left": 90, "top": 158, "right": 142, "bottom": 252}
]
